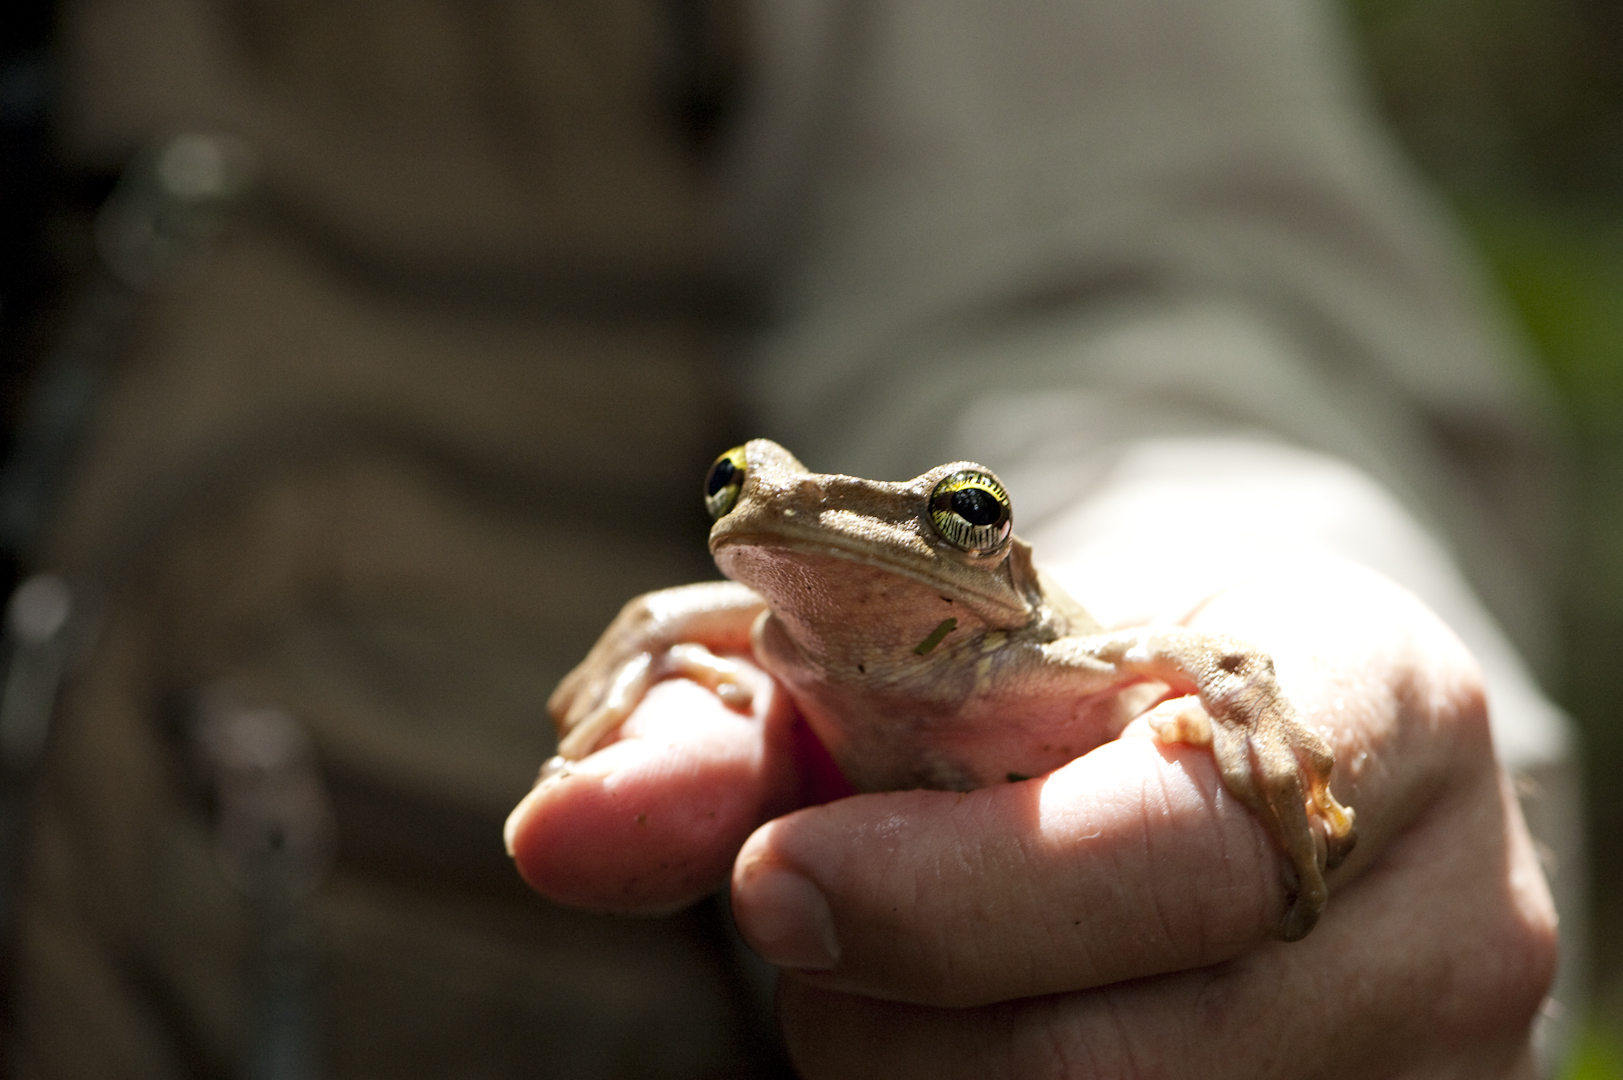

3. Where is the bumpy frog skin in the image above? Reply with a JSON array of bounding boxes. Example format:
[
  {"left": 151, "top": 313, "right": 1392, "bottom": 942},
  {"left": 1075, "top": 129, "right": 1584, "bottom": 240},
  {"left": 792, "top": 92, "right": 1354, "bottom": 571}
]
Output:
[{"left": 547, "top": 439, "right": 1357, "bottom": 940}]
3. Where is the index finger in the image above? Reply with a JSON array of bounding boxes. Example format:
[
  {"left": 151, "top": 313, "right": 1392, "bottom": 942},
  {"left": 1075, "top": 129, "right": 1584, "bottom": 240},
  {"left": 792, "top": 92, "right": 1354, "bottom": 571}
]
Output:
[{"left": 732, "top": 735, "right": 1283, "bottom": 1005}]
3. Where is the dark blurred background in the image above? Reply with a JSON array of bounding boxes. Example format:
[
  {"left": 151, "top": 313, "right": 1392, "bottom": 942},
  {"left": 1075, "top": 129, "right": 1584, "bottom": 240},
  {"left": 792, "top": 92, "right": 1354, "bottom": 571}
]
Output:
[{"left": 0, "top": 0, "right": 1619, "bottom": 1074}]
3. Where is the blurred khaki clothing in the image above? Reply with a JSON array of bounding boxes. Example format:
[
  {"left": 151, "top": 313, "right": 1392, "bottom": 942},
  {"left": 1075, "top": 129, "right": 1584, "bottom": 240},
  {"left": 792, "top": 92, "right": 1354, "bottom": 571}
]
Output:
[{"left": 16, "top": 1, "right": 767, "bottom": 1076}]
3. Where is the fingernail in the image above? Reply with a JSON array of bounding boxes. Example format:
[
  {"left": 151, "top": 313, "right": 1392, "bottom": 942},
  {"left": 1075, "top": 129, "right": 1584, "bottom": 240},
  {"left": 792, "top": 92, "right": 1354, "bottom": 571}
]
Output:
[{"left": 735, "top": 861, "right": 840, "bottom": 970}]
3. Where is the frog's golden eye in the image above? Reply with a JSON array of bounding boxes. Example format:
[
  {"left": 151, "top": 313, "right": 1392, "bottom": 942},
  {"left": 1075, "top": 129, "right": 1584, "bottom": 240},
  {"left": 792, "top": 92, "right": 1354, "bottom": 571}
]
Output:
[
  {"left": 704, "top": 446, "right": 748, "bottom": 520},
  {"left": 928, "top": 470, "right": 1012, "bottom": 555}
]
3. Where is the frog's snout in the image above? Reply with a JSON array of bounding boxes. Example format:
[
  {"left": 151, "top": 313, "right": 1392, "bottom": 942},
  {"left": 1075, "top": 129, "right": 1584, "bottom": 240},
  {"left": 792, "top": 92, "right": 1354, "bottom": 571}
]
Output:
[{"left": 758, "top": 477, "right": 825, "bottom": 524}]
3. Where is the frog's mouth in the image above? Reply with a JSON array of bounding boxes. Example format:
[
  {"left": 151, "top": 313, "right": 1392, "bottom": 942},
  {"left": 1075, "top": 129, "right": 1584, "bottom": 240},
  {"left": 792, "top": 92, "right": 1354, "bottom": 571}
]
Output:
[{"left": 711, "top": 530, "right": 1033, "bottom": 629}]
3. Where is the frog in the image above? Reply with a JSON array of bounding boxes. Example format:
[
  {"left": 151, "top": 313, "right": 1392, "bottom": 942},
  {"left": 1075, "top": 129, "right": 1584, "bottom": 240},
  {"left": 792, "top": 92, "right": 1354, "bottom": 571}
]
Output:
[{"left": 545, "top": 438, "right": 1357, "bottom": 940}]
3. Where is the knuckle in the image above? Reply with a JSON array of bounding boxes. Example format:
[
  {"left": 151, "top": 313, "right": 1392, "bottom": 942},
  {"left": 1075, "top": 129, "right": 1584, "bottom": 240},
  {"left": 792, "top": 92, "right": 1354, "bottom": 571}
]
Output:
[
  {"left": 1427, "top": 828, "right": 1559, "bottom": 1051},
  {"left": 1459, "top": 883, "right": 1559, "bottom": 1037}
]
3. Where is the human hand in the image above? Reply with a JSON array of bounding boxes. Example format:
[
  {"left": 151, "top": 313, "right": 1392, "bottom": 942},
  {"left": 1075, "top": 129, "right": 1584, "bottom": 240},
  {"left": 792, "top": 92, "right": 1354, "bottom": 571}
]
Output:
[{"left": 505, "top": 562, "right": 1557, "bottom": 1078}]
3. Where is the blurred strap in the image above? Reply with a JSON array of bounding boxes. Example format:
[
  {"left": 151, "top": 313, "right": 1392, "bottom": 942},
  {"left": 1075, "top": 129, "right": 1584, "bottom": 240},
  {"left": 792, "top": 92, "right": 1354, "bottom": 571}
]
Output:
[{"left": 187, "top": 686, "right": 336, "bottom": 1080}]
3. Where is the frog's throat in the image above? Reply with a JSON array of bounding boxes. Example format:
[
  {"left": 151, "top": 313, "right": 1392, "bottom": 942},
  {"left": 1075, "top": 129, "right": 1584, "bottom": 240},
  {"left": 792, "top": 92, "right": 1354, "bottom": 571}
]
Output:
[{"left": 711, "top": 532, "right": 1033, "bottom": 628}]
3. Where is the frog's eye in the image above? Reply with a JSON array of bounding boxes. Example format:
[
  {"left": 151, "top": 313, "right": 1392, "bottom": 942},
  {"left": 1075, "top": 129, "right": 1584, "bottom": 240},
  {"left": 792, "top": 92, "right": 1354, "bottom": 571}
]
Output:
[
  {"left": 928, "top": 470, "right": 1012, "bottom": 555},
  {"left": 704, "top": 446, "right": 748, "bottom": 520}
]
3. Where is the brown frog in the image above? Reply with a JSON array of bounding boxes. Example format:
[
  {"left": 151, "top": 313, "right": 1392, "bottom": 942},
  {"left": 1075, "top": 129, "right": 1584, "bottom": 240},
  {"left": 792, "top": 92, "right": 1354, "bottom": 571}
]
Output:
[{"left": 546, "top": 439, "right": 1356, "bottom": 940}]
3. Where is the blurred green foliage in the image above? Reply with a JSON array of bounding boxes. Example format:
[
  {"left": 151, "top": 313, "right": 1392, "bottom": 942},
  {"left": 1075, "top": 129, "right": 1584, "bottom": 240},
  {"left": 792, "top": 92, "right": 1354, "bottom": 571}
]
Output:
[
  {"left": 1348, "top": 0, "right": 1623, "bottom": 197},
  {"left": 1462, "top": 205, "right": 1623, "bottom": 420},
  {"left": 1568, "top": 1025, "right": 1623, "bottom": 1080}
]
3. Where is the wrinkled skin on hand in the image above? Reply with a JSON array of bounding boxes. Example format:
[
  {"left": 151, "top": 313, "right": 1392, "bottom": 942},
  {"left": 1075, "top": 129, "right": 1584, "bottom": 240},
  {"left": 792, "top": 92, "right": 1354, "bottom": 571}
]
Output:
[{"left": 506, "top": 562, "right": 1557, "bottom": 1079}]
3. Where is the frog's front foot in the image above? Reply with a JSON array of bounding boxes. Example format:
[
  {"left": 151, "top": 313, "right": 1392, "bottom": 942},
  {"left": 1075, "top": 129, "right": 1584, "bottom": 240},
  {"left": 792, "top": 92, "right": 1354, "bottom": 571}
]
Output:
[
  {"left": 545, "top": 582, "right": 767, "bottom": 778},
  {"left": 550, "top": 643, "right": 754, "bottom": 771},
  {"left": 1134, "top": 637, "right": 1357, "bottom": 941}
]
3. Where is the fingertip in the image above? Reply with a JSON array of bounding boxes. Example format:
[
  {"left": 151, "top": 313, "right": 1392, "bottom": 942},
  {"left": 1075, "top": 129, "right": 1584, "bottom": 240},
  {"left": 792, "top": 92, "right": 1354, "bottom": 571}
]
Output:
[
  {"left": 508, "top": 676, "right": 801, "bottom": 913},
  {"left": 510, "top": 737, "right": 750, "bottom": 911}
]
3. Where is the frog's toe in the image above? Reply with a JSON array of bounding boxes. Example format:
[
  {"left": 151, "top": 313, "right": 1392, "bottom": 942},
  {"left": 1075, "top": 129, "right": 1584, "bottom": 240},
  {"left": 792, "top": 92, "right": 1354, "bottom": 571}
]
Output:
[
  {"left": 1316, "top": 791, "right": 1357, "bottom": 870},
  {"left": 555, "top": 652, "right": 655, "bottom": 759},
  {"left": 1144, "top": 695, "right": 1212, "bottom": 747},
  {"left": 1263, "top": 780, "right": 1331, "bottom": 943},
  {"left": 553, "top": 644, "right": 757, "bottom": 763},
  {"left": 1260, "top": 700, "right": 1361, "bottom": 937},
  {"left": 1279, "top": 884, "right": 1325, "bottom": 942},
  {"left": 663, "top": 643, "right": 755, "bottom": 714},
  {"left": 1271, "top": 807, "right": 1332, "bottom": 942}
]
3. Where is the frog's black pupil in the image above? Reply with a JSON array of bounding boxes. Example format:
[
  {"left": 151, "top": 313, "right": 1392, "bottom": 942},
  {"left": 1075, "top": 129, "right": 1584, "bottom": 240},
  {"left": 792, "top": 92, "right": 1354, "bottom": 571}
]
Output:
[
  {"left": 707, "top": 458, "right": 739, "bottom": 496},
  {"left": 951, "top": 487, "right": 1003, "bottom": 526}
]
